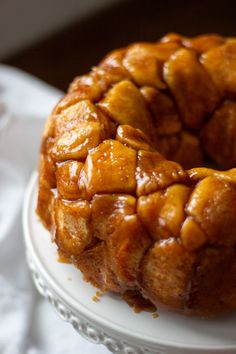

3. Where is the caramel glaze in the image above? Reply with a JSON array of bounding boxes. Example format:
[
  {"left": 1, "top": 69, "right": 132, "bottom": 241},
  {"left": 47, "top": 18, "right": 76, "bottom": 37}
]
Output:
[
  {"left": 122, "top": 290, "right": 157, "bottom": 314},
  {"left": 37, "top": 33, "right": 236, "bottom": 316}
]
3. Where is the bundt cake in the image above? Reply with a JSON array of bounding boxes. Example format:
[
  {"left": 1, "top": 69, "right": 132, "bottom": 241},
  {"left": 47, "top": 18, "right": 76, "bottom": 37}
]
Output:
[{"left": 37, "top": 33, "right": 236, "bottom": 316}]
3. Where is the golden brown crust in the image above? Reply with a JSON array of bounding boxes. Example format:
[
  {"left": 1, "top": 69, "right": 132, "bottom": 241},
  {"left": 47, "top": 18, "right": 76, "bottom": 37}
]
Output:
[
  {"left": 139, "top": 239, "right": 197, "bottom": 310},
  {"left": 163, "top": 48, "right": 220, "bottom": 130},
  {"left": 37, "top": 33, "right": 236, "bottom": 316},
  {"left": 201, "top": 100, "right": 236, "bottom": 168},
  {"left": 201, "top": 40, "right": 236, "bottom": 98},
  {"left": 187, "top": 247, "right": 236, "bottom": 315}
]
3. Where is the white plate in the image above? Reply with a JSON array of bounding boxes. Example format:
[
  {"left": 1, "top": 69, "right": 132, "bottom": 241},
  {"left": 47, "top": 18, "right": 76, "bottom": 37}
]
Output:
[{"left": 23, "top": 172, "right": 236, "bottom": 354}]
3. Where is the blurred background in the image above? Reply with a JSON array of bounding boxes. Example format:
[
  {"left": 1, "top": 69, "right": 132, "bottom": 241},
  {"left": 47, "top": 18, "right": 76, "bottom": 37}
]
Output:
[{"left": 1, "top": 0, "right": 236, "bottom": 91}]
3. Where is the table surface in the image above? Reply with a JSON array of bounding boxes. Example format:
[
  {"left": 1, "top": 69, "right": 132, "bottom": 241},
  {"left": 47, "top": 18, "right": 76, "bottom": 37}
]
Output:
[{"left": 4, "top": 0, "right": 236, "bottom": 91}]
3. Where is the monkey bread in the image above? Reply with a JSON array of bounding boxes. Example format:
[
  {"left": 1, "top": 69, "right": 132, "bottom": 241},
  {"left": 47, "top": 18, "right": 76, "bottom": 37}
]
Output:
[{"left": 37, "top": 33, "right": 236, "bottom": 316}]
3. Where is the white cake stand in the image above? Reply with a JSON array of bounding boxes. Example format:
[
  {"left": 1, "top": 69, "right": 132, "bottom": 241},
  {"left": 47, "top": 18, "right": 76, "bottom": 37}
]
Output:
[{"left": 23, "top": 172, "right": 236, "bottom": 354}]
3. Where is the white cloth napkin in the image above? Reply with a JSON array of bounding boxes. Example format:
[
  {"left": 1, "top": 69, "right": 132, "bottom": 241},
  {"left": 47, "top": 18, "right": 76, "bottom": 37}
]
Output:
[{"left": 0, "top": 64, "right": 109, "bottom": 354}]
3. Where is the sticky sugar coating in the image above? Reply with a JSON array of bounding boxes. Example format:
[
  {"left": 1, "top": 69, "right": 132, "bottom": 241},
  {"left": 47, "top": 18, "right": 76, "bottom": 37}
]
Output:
[{"left": 37, "top": 33, "right": 236, "bottom": 316}]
